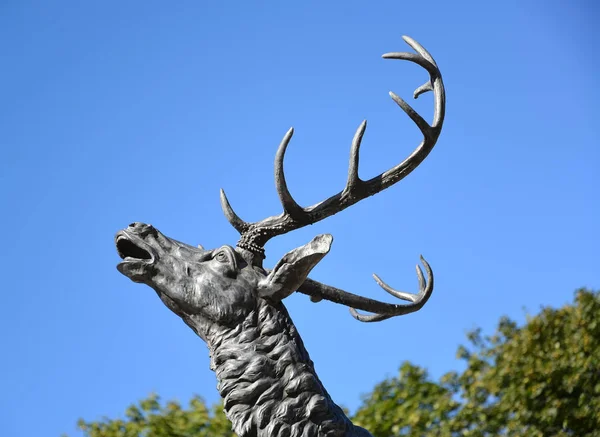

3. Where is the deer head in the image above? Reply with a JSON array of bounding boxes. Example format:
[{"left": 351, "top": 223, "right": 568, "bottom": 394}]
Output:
[
  {"left": 116, "top": 222, "right": 333, "bottom": 339},
  {"left": 115, "top": 35, "right": 445, "bottom": 336}
]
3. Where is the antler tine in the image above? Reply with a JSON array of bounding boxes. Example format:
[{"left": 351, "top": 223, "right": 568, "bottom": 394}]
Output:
[
  {"left": 373, "top": 273, "right": 420, "bottom": 302},
  {"left": 402, "top": 35, "right": 437, "bottom": 67},
  {"left": 343, "top": 120, "right": 367, "bottom": 196},
  {"left": 389, "top": 91, "right": 431, "bottom": 140},
  {"left": 275, "top": 127, "right": 306, "bottom": 220},
  {"left": 220, "top": 189, "right": 250, "bottom": 233}
]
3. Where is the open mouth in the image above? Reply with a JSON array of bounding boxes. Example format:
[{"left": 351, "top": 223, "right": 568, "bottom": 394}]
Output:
[{"left": 116, "top": 233, "right": 153, "bottom": 262}]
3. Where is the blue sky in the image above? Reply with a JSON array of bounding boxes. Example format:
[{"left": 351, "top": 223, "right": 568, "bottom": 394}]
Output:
[{"left": 1, "top": 1, "right": 598, "bottom": 436}]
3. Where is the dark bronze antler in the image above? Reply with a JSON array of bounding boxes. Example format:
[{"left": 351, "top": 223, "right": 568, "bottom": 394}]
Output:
[{"left": 220, "top": 36, "right": 445, "bottom": 322}]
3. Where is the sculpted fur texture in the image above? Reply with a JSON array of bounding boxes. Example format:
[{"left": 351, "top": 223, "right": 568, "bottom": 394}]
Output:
[{"left": 207, "top": 300, "right": 361, "bottom": 437}]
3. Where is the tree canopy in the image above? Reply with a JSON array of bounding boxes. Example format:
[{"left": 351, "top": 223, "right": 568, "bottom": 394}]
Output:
[
  {"left": 353, "top": 288, "right": 600, "bottom": 436},
  {"left": 72, "top": 288, "right": 600, "bottom": 437},
  {"left": 73, "top": 394, "right": 234, "bottom": 437}
]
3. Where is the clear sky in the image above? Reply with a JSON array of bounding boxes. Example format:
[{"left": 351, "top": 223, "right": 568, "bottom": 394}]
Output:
[{"left": 1, "top": 1, "right": 598, "bottom": 436}]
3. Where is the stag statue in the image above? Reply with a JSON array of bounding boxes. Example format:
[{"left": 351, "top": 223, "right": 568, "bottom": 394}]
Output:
[{"left": 115, "top": 36, "right": 445, "bottom": 437}]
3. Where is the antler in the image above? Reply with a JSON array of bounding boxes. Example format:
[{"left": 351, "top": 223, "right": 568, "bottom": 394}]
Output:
[
  {"left": 221, "top": 35, "right": 445, "bottom": 321},
  {"left": 296, "top": 255, "right": 433, "bottom": 322},
  {"left": 221, "top": 35, "right": 445, "bottom": 255}
]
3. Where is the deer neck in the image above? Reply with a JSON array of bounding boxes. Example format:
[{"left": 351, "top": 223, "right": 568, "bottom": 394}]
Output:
[{"left": 204, "top": 299, "right": 356, "bottom": 437}]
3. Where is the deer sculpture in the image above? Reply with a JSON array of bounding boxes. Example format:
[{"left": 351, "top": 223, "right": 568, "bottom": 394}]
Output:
[{"left": 115, "top": 36, "right": 445, "bottom": 437}]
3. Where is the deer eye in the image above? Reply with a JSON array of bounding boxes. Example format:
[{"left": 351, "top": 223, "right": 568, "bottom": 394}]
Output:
[
  {"left": 215, "top": 251, "right": 228, "bottom": 263},
  {"left": 212, "top": 246, "right": 238, "bottom": 278}
]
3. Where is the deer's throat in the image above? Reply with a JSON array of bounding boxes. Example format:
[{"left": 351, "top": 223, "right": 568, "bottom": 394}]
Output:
[{"left": 206, "top": 300, "right": 353, "bottom": 437}]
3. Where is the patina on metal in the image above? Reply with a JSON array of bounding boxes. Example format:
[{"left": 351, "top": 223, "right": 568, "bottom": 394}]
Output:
[{"left": 115, "top": 36, "right": 445, "bottom": 437}]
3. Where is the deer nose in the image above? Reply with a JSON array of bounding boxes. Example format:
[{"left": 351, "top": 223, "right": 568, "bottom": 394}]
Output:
[{"left": 128, "top": 222, "right": 156, "bottom": 235}]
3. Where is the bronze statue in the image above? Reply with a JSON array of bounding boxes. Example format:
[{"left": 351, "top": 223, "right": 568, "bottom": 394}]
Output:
[{"left": 115, "top": 36, "right": 445, "bottom": 437}]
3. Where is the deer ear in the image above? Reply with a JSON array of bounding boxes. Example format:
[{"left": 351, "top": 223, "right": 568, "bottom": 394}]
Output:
[{"left": 257, "top": 234, "right": 333, "bottom": 301}]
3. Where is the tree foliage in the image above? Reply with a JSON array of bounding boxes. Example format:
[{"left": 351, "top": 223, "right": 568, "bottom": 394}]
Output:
[
  {"left": 74, "top": 394, "right": 233, "bottom": 437},
  {"left": 353, "top": 288, "right": 600, "bottom": 436},
  {"left": 71, "top": 289, "right": 600, "bottom": 437}
]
